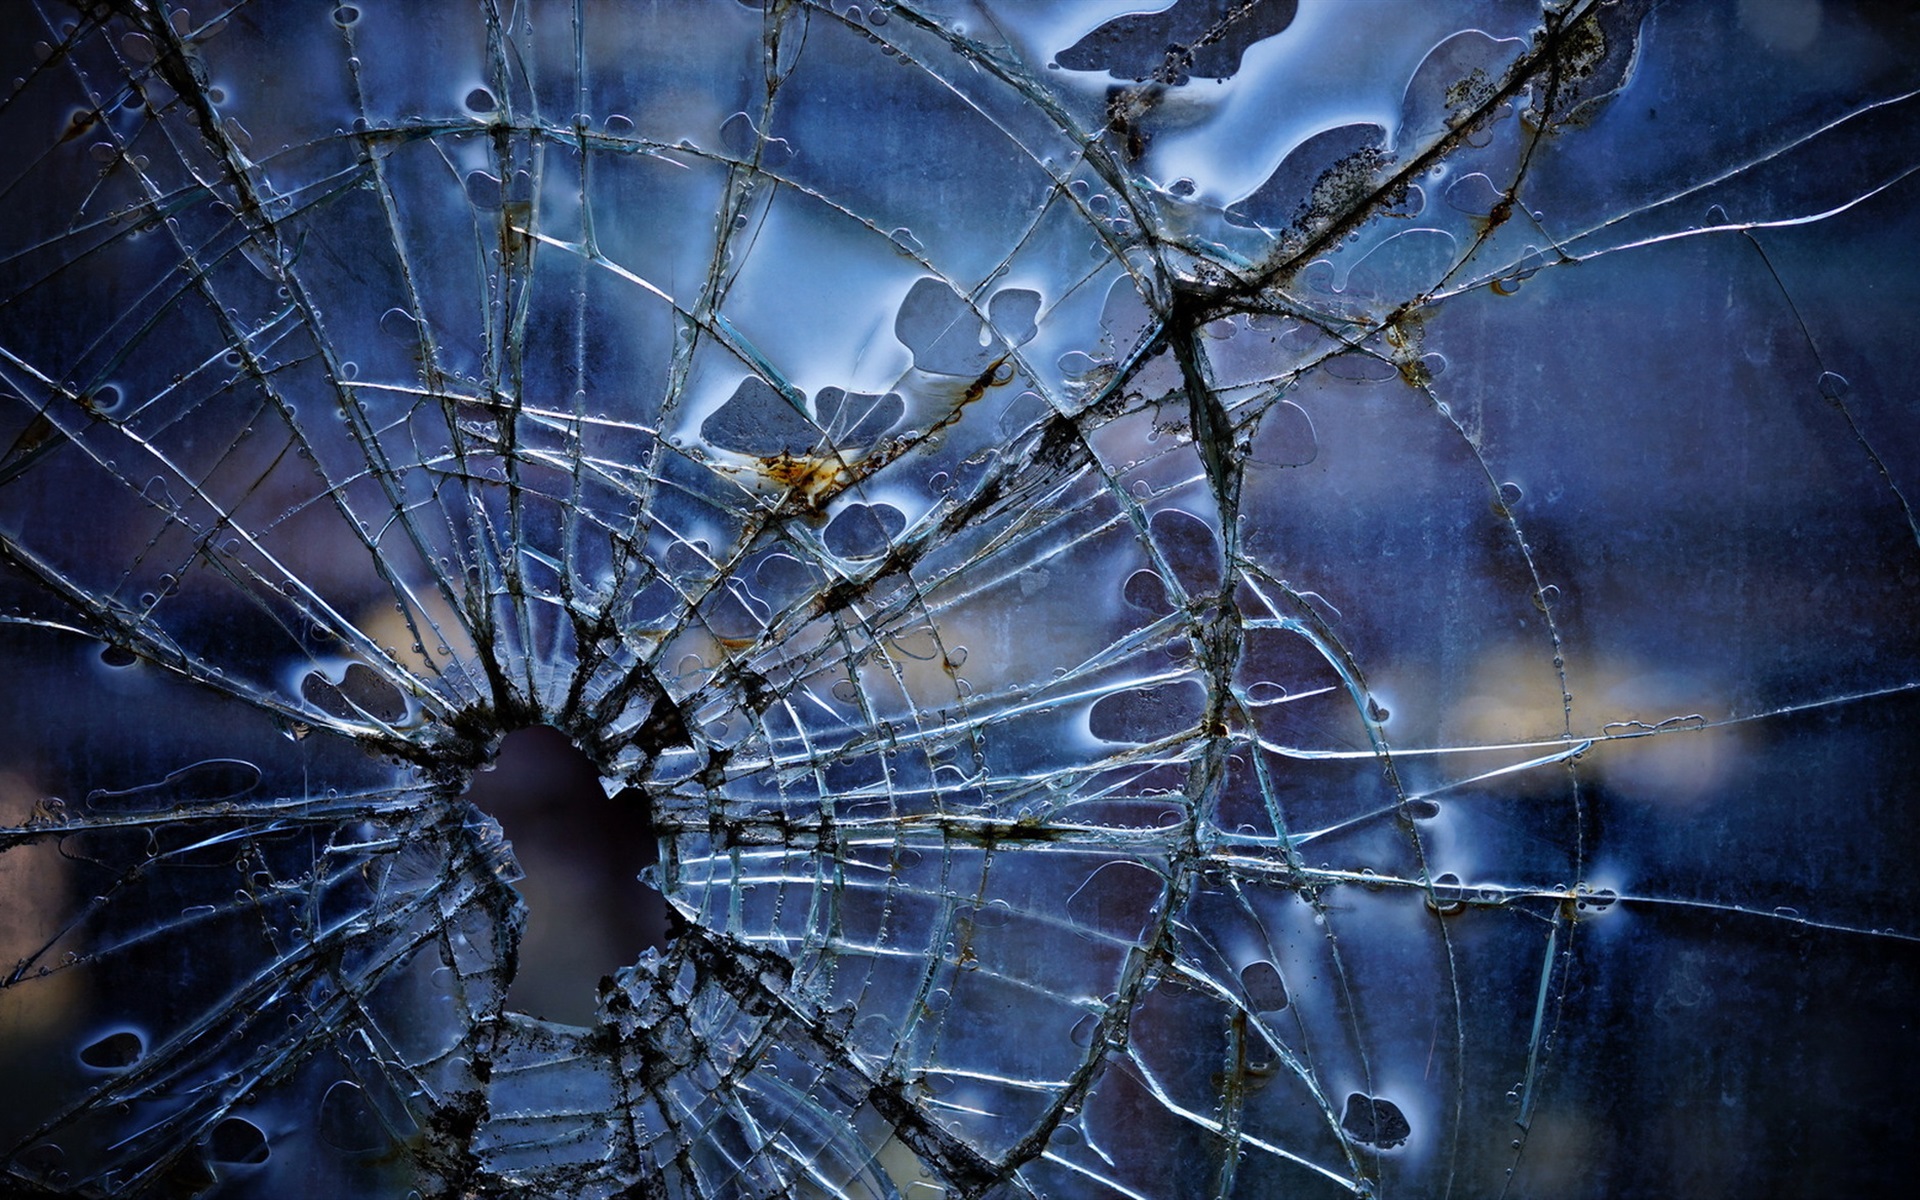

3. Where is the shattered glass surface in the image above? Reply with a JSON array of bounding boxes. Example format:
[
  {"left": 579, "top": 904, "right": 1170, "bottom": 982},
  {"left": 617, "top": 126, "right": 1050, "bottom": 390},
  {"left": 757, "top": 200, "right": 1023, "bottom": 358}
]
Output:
[{"left": 2, "top": 1, "right": 1917, "bottom": 1196}]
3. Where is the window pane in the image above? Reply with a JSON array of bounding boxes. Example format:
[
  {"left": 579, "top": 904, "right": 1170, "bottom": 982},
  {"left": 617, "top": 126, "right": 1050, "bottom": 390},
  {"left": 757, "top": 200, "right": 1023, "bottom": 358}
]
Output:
[{"left": 1, "top": 3, "right": 1915, "bottom": 1197}]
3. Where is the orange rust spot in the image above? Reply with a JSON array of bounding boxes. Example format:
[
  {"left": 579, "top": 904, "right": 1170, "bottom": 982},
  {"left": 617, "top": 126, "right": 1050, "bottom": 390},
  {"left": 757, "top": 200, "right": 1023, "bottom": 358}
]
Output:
[
  {"left": 757, "top": 452, "right": 853, "bottom": 510},
  {"left": 1383, "top": 313, "right": 1432, "bottom": 388},
  {"left": 745, "top": 358, "right": 1012, "bottom": 511}
]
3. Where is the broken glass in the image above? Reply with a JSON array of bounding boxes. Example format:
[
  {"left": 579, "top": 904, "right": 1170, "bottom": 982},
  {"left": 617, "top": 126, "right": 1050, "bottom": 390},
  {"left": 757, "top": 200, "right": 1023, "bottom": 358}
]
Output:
[{"left": 1, "top": 1, "right": 1916, "bottom": 1196}]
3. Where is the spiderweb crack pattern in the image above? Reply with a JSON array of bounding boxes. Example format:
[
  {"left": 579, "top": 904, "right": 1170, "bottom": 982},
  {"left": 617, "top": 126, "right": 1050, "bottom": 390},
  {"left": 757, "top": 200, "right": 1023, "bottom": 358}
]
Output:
[{"left": 1, "top": 2, "right": 1917, "bottom": 1197}]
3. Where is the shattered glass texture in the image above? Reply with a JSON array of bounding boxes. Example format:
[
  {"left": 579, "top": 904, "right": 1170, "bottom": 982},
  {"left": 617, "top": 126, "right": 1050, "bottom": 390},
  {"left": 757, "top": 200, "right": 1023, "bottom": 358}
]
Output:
[{"left": 1, "top": 1, "right": 1916, "bottom": 1197}]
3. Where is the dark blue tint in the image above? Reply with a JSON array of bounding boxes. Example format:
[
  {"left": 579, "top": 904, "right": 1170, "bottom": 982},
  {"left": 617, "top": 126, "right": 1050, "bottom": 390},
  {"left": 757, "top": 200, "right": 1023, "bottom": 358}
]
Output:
[{"left": 0, "top": 3, "right": 1915, "bottom": 1197}]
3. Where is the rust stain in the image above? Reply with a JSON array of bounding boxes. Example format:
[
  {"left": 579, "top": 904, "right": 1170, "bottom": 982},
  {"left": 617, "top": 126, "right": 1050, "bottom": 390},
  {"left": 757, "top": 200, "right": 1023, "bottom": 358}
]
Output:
[
  {"left": 743, "top": 356, "right": 1011, "bottom": 512},
  {"left": 756, "top": 452, "right": 852, "bottom": 510}
]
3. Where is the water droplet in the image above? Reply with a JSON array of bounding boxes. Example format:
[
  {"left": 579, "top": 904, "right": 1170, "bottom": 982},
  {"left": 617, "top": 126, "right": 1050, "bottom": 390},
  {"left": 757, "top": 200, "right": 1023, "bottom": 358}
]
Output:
[
  {"left": 79, "top": 1030, "right": 143, "bottom": 1068},
  {"left": 205, "top": 1117, "right": 269, "bottom": 1165}
]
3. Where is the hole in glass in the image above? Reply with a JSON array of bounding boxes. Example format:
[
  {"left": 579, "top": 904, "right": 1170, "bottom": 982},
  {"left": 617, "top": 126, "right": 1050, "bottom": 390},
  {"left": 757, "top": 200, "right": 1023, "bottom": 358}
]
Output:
[{"left": 459, "top": 726, "right": 669, "bottom": 1025}]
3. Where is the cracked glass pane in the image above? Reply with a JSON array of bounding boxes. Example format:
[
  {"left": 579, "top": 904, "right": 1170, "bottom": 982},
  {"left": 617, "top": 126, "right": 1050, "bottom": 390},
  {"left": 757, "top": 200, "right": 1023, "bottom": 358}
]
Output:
[{"left": 1, "top": 2, "right": 1916, "bottom": 1197}]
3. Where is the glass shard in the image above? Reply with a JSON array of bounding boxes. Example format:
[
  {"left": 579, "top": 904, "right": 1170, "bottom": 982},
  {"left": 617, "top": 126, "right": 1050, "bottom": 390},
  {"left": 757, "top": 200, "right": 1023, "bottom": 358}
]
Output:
[{"left": 1, "top": 2, "right": 1916, "bottom": 1197}]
